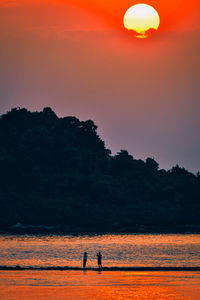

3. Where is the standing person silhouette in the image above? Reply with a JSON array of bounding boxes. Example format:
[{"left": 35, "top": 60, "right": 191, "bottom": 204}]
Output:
[
  {"left": 83, "top": 252, "right": 87, "bottom": 269},
  {"left": 97, "top": 252, "right": 102, "bottom": 269}
]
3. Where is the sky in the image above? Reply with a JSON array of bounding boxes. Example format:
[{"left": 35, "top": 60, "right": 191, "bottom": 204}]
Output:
[{"left": 0, "top": 0, "right": 200, "bottom": 172}]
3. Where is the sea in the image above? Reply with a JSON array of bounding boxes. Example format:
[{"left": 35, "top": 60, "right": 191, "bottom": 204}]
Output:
[{"left": 0, "top": 234, "right": 200, "bottom": 299}]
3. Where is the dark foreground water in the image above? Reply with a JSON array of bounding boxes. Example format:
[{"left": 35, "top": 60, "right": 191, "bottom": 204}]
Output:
[{"left": 1, "top": 234, "right": 200, "bottom": 299}]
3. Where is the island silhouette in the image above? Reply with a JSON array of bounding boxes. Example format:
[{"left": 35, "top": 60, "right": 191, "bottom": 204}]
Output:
[{"left": 0, "top": 107, "right": 199, "bottom": 234}]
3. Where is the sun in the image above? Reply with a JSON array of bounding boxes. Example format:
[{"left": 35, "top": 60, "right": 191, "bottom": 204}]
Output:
[{"left": 123, "top": 4, "right": 160, "bottom": 38}]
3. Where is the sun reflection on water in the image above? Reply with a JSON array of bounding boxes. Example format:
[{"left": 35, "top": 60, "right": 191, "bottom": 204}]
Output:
[
  {"left": 0, "top": 234, "right": 200, "bottom": 268},
  {"left": 0, "top": 271, "right": 200, "bottom": 299}
]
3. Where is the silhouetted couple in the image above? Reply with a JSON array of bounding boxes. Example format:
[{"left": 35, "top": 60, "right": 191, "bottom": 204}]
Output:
[{"left": 83, "top": 252, "right": 102, "bottom": 269}]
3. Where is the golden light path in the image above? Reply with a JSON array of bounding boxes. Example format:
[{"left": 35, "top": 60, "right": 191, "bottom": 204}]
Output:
[{"left": 123, "top": 4, "right": 160, "bottom": 38}]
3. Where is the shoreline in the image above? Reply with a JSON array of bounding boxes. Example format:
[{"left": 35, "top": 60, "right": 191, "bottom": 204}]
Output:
[
  {"left": 1, "top": 227, "right": 200, "bottom": 236},
  {"left": 1, "top": 266, "right": 200, "bottom": 272}
]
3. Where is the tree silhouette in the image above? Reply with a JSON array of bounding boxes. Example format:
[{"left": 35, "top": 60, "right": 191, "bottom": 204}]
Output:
[
  {"left": 146, "top": 157, "right": 159, "bottom": 170},
  {"left": 0, "top": 107, "right": 199, "bottom": 233}
]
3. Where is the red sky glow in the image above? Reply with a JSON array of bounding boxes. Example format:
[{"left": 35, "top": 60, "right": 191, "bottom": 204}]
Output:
[{"left": 0, "top": 0, "right": 199, "bottom": 172}]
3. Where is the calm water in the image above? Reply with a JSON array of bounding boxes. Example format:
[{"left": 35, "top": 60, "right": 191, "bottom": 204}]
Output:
[
  {"left": 0, "top": 271, "right": 200, "bottom": 299},
  {"left": 0, "top": 234, "right": 200, "bottom": 267},
  {"left": 1, "top": 234, "right": 200, "bottom": 299}
]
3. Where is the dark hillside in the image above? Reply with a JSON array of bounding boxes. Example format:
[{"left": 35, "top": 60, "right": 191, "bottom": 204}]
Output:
[{"left": 0, "top": 107, "right": 200, "bottom": 233}]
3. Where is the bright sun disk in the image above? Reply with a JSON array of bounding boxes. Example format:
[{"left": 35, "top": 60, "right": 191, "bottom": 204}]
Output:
[{"left": 123, "top": 4, "right": 160, "bottom": 38}]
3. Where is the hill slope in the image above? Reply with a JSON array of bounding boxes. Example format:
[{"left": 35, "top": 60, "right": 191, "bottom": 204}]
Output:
[{"left": 0, "top": 107, "right": 200, "bottom": 233}]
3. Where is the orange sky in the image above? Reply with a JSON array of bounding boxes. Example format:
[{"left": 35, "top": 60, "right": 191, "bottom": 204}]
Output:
[
  {"left": 64, "top": 0, "right": 200, "bottom": 31},
  {"left": 0, "top": 0, "right": 200, "bottom": 172},
  {"left": 0, "top": 0, "right": 200, "bottom": 33}
]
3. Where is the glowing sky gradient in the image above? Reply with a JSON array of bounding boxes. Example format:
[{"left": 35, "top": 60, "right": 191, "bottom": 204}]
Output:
[{"left": 0, "top": 0, "right": 200, "bottom": 172}]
